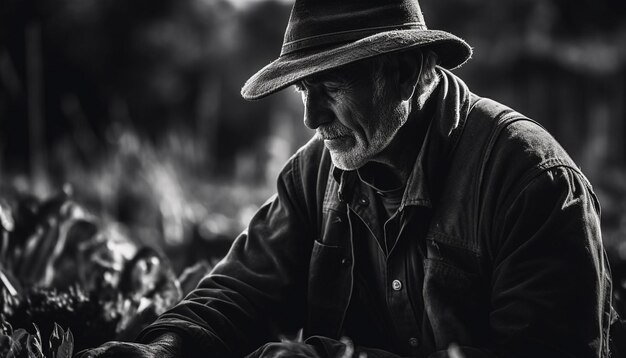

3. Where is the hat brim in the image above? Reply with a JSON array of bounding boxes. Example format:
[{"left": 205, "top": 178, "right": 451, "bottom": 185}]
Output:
[{"left": 241, "top": 29, "right": 472, "bottom": 100}]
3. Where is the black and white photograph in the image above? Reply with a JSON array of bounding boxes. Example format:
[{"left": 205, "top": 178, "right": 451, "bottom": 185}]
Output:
[{"left": 1, "top": 0, "right": 626, "bottom": 357}]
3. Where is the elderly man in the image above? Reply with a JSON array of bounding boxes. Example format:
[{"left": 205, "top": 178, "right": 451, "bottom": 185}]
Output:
[{"left": 82, "top": 0, "right": 614, "bottom": 357}]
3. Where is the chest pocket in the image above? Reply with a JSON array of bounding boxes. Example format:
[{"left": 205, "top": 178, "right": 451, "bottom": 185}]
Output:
[
  {"left": 308, "top": 239, "right": 351, "bottom": 308},
  {"left": 306, "top": 207, "right": 354, "bottom": 338},
  {"left": 422, "top": 231, "right": 489, "bottom": 349}
]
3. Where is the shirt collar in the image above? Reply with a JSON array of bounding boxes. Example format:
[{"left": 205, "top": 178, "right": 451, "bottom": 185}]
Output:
[
  {"left": 330, "top": 117, "right": 435, "bottom": 210},
  {"left": 400, "top": 118, "right": 435, "bottom": 209}
]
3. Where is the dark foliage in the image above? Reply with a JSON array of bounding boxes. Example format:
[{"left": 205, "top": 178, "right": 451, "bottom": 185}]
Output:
[{"left": 1, "top": 286, "right": 117, "bottom": 354}]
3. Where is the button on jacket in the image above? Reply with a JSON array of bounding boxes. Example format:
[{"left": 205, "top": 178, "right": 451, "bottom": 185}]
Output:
[{"left": 139, "top": 69, "right": 612, "bottom": 358}]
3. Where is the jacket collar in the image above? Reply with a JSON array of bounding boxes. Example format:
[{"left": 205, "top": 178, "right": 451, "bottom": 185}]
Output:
[{"left": 330, "top": 68, "right": 473, "bottom": 211}]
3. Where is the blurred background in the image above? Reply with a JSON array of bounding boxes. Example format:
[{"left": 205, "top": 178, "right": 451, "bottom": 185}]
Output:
[{"left": 1, "top": 0, "right": 626, "bottom": 351}]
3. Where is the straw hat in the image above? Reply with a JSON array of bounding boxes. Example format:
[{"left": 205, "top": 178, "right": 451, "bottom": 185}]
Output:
[{"left": 241, "top": 0, "right": 472, "bottom": 100}]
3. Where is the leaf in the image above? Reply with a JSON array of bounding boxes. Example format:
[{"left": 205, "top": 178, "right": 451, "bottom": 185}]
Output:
[
  {"left": 7, "top": 326, "right": 46, "bottom": 358},
  {"left": 49, "top": 323, "right": 64, "bottom": 358},
  {"left": 32, "top": 324, "right": 42, "bottom": 347},
  {"left": 1, "top": 320, "right": 13, "bottom": 336},
  {"left": 48, "top": 325, "right": 75, "bottom": 358},
  {"left": 55, "top": 329, "right": 74, "bottom": 358},
  {"left": 12, "top": 328, "right": 30, "bottom": 347},
  {"left": 22, "top": 324, "right": 44, "bottom": 358},
  {"left": 0, "top": 334, "right": 22, "bottom": 358},
  {"left": 25, "top": 334, "right": 44, "bottom": 358}
]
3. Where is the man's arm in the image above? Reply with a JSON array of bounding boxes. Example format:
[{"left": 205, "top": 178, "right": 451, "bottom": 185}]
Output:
[
  {"left": 134, "top": 154, "right": 316, "bottom": 357},
  {"left": 76, "top": 333, "right": 182, "bottom": 358},
  {"left": 485, "top": 165, "right": 611, "bottom": 357},
  {"left": 78, "top": 148, "right": 317, "bottom": 357},
  {"left": 421, "top": 165, "right": 610, "bottom": 358}
]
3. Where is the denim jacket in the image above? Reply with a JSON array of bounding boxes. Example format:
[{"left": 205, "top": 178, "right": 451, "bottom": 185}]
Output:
[{"left": 139, "top": 69, "right": 612, "bottom": 358}]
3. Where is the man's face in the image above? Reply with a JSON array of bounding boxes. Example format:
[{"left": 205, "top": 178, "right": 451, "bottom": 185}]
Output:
[{"left": 296, "top": 59, "right": 408, "bottom": 170}]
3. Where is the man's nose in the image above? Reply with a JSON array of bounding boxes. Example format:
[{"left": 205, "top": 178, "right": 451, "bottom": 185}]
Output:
[{"left": 303, "top": 92, "right": 333, "bottom": 129}]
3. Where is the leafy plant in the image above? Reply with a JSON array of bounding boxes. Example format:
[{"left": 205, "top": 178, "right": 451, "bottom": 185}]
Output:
[
  {"left": 1, "top": 286, "right": 118, "bottom": 353},
  {"left": 0, "top": 187, "right": 184, "bottom": 352},
  {"left": 0, "top": 322, "right": 73, "bottom": 358},
  {"left": 48, "top": 324, "right": 74, "bottom": 358}
]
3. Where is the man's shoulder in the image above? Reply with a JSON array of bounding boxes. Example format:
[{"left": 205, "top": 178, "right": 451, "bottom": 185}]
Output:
[
  {"left": 468, "top": 96, "right": 576, "bottom": 170},
  {"left": 497, "top": 117, "right": 574, "bottom": 166},
  {"left": 464, "top": 96, "right": 585, "bottom": 201}
]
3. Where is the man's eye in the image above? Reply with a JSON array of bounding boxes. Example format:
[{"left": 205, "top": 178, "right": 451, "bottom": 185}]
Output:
[{"left": 324, "top": 84, "right": 342, "bottom": 94}]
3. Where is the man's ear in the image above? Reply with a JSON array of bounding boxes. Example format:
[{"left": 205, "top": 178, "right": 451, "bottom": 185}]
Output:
[{"left": 397, "top": 51, "right": 423, "bottom": 101}]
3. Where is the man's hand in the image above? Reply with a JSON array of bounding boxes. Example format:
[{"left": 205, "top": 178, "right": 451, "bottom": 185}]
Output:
[{"left": 76, "top": 332, "right": 181, "bottom": 358}]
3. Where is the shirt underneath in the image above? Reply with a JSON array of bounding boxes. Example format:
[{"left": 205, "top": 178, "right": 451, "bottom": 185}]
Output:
[{"left": 340, "top": 165, "right": 433, "bottom": 356}]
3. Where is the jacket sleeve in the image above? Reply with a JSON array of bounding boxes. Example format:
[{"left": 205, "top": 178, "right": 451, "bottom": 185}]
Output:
[
  {"left": 485, "top": 165, "right": 611, "bottom": 357},
  {"left": 137, "top": 152, "right": 315, "bottom": 357}
]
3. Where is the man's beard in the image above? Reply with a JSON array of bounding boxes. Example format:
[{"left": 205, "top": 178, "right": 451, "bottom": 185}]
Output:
[{"left": 321, "top": 103, "right": 406, "bottom": 171}]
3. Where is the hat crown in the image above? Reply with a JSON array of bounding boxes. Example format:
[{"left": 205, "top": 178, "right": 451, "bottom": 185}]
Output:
[{"left": 282, "top": 0, "right": 427, "bottom": 56}]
